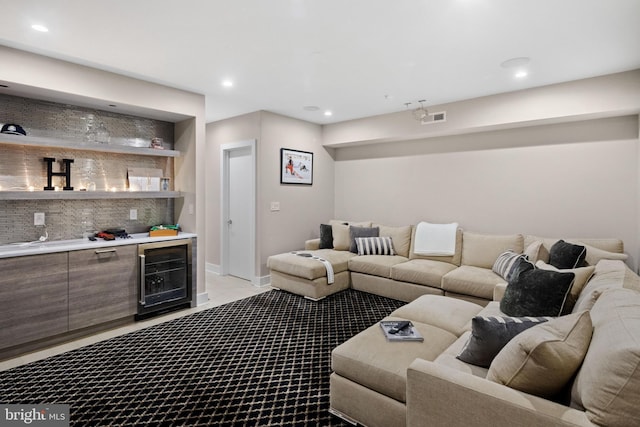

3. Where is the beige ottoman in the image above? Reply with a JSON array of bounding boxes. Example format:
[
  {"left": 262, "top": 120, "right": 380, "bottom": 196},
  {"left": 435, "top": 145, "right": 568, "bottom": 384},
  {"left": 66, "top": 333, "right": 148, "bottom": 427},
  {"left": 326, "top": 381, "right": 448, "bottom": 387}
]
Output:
[{"left": 267, "top": 249, "right": 356, "bottom": 300}]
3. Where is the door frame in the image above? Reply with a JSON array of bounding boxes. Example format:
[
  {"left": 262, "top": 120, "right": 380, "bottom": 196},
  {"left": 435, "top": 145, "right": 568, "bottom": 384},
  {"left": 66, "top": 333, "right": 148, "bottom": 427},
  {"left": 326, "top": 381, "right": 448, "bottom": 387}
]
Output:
[{"left": 220, "top": 140, "right": 257, "bottom": 284}]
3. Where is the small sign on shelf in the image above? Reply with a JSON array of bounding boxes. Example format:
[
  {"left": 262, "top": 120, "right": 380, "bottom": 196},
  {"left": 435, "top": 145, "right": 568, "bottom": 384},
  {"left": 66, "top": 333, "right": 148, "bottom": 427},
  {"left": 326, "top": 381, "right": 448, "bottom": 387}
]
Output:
[{"left": 128, "top": 168, "right": 163, "bottom": 191}]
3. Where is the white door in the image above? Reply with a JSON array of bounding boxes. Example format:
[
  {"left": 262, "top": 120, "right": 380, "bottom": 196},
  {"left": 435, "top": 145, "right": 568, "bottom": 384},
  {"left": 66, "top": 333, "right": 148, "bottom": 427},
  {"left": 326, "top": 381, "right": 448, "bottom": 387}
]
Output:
[
  {"left": 228, "top": 146, "right": 252, "bottom": 279},
  {"left": 221, "top": 141, "right": 256, "bottom": 283}
]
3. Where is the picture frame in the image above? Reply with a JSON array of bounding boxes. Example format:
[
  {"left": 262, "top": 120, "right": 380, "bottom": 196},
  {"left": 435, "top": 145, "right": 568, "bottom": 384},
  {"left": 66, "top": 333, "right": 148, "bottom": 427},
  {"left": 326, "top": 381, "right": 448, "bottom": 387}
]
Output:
[{"left": 280, "top": 148, "right": 313, "bottom": 185}]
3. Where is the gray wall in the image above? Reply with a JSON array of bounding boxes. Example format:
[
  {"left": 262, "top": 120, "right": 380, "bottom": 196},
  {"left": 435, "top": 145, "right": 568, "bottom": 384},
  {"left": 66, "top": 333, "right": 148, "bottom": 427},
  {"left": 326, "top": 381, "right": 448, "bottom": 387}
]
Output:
[
  {"left": 206, "top": 111, "right": 334, "bottom": 279},
  {"left": 334, "top": 116, "right": 639, "bottom": 269}
]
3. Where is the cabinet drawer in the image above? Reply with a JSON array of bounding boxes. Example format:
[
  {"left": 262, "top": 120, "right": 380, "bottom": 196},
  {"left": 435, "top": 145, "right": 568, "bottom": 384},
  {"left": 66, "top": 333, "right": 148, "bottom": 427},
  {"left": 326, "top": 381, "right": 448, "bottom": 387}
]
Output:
[
  {"left": 0, "top": 252, "right": 69, "bottom": 349},
  {"left": 68, "top": 244, "right": 138, "bottom": 330}
]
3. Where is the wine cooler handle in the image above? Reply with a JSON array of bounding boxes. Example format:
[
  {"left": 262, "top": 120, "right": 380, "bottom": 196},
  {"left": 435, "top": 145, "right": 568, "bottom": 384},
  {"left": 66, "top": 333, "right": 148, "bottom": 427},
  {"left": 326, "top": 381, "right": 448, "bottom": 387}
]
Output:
[{"left": 139, "top": 254, "right": 146, "bottom": 305}]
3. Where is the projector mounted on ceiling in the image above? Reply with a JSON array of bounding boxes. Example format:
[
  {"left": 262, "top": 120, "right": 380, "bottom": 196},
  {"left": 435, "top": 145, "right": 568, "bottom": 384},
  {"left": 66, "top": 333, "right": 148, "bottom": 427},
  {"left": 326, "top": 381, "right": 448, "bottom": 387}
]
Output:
[
  {"left": 422, "top": 111, "right": 447, "bottom": 125},
  {"left": 406, "top": 100, "right": 447, "bottom": 125}
]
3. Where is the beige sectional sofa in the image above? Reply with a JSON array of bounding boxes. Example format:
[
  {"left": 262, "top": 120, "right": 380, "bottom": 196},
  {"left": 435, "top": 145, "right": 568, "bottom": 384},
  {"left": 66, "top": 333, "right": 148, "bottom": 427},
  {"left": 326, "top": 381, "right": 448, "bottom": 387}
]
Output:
[
  {"left": 266, "top": 220, "right": 640, "bottom": 426},
  {"left": 330, "top": 259, "right": 640, "bottom": 427},
  {"left": 267, "top": 220, "right": 624, "bottom": 305}
]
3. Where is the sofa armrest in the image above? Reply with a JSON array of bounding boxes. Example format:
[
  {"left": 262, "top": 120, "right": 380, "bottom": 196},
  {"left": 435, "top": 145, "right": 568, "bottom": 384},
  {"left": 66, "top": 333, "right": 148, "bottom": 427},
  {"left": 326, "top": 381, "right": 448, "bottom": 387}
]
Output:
[
  {"left": 493, "top": 283, "right": 507, "bottom": 302},
  {"left": 406, "top": 359, "right": 593, "bottom": 427},
  {"left": 305, "top": 238, "right": 320, "bottom": 250}
]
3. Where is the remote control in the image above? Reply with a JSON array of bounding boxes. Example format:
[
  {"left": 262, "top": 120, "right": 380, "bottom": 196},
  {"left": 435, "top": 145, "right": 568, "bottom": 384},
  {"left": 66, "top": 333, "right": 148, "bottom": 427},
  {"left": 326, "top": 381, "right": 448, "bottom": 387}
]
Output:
[{"left": 388, "top": 321, "right": 411, "bottom": 334}]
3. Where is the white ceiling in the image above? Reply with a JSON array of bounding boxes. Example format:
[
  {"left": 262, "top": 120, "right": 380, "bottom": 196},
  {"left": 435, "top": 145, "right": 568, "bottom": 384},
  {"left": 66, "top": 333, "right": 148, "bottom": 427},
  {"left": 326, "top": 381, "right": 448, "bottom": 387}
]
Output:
[{"left": 1, "top": 0, "right": 639, "bottom": 124}]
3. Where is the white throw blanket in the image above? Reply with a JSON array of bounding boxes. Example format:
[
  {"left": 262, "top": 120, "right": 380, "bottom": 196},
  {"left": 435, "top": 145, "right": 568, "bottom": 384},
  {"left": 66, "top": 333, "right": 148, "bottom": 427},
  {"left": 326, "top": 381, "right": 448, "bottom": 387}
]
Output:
[{"left": 414, "top": 221, "right": 458, "bottom": 256}]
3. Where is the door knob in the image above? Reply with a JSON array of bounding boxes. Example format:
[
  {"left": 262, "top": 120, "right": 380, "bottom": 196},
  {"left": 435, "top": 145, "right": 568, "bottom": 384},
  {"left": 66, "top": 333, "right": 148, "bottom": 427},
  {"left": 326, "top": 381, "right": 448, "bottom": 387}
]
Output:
[{"left": 227, "top": 219, "right": 233, "bottom": 225}]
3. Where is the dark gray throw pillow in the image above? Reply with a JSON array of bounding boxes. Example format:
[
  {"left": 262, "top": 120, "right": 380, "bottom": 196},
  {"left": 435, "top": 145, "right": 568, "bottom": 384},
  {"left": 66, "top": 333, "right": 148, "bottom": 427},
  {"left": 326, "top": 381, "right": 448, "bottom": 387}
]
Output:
[
  {"left": 549, "top": 240, "right": 587, "bottom": 269},
  {"left": 457, "top": 316, "right": 552, "bottom": 368},
  {"left": 319, "top": 224, "right": 333, "bottom": 249},
  {"left": 349, "top": 226, "right": 379, "bottom": 253},
  {"left": 500, "top": 266, "right": 575, "bottom": 317}
]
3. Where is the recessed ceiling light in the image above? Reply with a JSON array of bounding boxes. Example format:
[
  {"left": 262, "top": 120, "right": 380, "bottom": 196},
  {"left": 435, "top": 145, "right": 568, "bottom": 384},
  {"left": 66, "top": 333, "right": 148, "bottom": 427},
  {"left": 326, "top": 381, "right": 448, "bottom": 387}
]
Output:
[
  {"left": 303, "top": 106, "right": 320, "bottom": 112},
  {"left": 324, "top": 110, "right": 332, "bottom": 117},
  {"left": 221, "top": 80, "right": 233, "bottom": 88},
  {"left": 514, "top": 70, "right": 528, "bottom": 79},
  {"left": 31, "top": 24, "right": 49, "bottom": 32}
]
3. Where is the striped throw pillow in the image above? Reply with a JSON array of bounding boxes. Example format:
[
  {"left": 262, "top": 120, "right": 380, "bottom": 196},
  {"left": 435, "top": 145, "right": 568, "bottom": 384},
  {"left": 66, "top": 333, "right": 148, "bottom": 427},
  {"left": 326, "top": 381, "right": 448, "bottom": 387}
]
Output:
[
  {"left": 457, "top": 315, "right": 552, "bottom": 368},
  {"left": 355, "top": 236, "right": 396, "bottom": 256},
  {"left": 493, "top": 250, "right": 528, "bottom": 280}
]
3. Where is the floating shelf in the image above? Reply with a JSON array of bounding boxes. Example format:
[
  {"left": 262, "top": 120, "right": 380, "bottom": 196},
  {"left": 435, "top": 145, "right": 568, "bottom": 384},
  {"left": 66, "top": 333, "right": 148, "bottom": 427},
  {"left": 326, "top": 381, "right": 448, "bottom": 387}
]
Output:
[
  {"left": 0, "top": 191, "right": 183, "bottom": 200},
  {"left": 0, "top": 134, "right": 180, "bottom": 157}
]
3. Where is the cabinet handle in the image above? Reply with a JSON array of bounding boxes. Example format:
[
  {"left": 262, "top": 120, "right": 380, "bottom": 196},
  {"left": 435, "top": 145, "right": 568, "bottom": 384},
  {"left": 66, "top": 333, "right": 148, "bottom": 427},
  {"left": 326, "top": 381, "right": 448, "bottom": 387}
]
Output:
[
  {"left": 95, "top": 248, "right": 117, "bottom": 254},
  {"left": 139, "top": 254, "right": 146, "bottom": 305}
]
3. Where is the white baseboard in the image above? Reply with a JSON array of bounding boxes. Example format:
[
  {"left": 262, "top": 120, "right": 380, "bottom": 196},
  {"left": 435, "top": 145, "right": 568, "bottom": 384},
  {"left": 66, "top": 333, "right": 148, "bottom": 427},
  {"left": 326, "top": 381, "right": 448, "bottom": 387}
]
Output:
[
  {"left": 207, "top": 262, "right": 270, "bottom": 287},
  {"left": 196, "top": 292, "right": 209, "bottom": 306},
  {"left": 206, "top": 262, "right": 220, "bottom": 275},
  {"left": 254, "top": 275, "right": 271, "bottom": 287}
]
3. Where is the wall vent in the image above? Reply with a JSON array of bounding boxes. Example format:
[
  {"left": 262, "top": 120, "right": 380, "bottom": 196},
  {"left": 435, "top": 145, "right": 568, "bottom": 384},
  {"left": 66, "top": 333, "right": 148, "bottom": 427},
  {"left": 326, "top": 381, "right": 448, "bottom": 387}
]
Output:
[{"left": 421, "top": 111, "right": 446, "bottom": 125}]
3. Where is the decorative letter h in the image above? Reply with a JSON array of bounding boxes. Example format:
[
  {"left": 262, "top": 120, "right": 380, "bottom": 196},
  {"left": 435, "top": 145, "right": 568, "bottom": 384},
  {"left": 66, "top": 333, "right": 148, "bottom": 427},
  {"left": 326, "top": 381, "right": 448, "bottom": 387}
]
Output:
[{"left": 44, "top": 157, "right": 74, "bottom": 190}]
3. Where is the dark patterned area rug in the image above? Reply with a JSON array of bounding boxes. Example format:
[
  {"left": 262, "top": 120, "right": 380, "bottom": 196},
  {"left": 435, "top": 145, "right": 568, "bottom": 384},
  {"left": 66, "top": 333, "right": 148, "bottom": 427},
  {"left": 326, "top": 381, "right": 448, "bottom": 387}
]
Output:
[{"left": 0, "top": 289, "right": 405, "bottom": 426}]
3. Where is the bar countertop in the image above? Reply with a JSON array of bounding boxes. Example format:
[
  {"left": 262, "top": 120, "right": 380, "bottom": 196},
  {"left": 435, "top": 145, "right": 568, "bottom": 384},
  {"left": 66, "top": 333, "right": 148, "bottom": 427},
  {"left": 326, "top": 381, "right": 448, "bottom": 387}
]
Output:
[{"left": 0, "top": 232, "right": 197, "bottom": 259}]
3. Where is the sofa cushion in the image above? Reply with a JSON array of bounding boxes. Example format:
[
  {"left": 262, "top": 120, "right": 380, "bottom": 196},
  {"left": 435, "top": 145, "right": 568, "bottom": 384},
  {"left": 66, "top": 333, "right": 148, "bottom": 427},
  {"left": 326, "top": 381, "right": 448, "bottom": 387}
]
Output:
[
  {"left": 267, "top": 249, "right": 356, "bottom": 280},
  {"left": 524, "top": 234, "right": 624, "bottom": 263},
  {"left": 348, "top": 255, "right": 408, "bottom": 279},
  {"left": 331, "top": 317, "right": 457, "bottom": 403},
  {"left": 319, "top": 224, "right": 334, "bottom": 249},
  {"left": 442, "top": 265, "right": 506, "bottom": 301},
  {"left": 456, "top": 315, "right": 552, "bottom": 368},
  {"left": 535, "top": 261, "right": 595, "bottom": 315},
  {"left": 487, "top": 310, "right": 593, "bottom": 398},
  {"left": 572, "top": 259, "right": 639, "bottom": 313},
  {"left": 571, "top": 288, "right": 640, "bottom": 427},
  {"left": 492, "top": 250, "right": 528, "bottom": 281},
  {"left": 523, "top": 240, "right": 548, "bottom": 263},
  {"left": 330, "top": 220, "right": 372, "bottom": 250},
  {"left": 409, "top": 226, "right": 463, "bottom": 266},
  {"left": 349, "top": 226, "right": 380, "bottom": 253},
  {"left": 461, "top": 232, "right": 524, "bottom": 269},
  {"left": 549, "top": 240, "right": 587, "bottom": 269},
  {"left": 500, "top": 260, "right": 574, "bottom": 317},
  {"left": 577, "top": 242, "right": 629, "bottom": 265},
  {"left": 390, "top": 259, "right": 457, "bottom": 288},
  {"left": 375, "top": 224, "right": 412, "bottom": 258},
  {"left": 390, "top": 294, "right": 483, "bottom": 337}
]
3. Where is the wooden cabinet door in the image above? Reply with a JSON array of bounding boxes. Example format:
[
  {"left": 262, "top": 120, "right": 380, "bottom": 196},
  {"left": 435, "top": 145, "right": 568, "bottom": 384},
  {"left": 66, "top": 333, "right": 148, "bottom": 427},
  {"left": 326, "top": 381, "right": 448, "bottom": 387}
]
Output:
[
  {"left": 68, "top": 244, "right": 138, "bottom": 330},
  {"left": 0, "top": 252, "right": 69, "bottom": 349}
]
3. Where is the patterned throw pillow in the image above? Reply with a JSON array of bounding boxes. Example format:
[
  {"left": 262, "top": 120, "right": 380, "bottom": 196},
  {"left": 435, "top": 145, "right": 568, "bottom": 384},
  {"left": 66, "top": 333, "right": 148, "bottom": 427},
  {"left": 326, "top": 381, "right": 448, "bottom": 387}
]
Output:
[
  {"left": 492, "top": 250, "right": 528, "bottom": 281},
  {"left": 355, "top": 237, "right": 396, "bottom": 256},
  {"left": 457, "top": 315, "right": 552, "bottom": 368}
]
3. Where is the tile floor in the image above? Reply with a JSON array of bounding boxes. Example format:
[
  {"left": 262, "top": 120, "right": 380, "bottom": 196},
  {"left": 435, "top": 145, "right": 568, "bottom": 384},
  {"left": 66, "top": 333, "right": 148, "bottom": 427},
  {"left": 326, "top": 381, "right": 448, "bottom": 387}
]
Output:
[{"left": 0, "top": 273, "right": 272, "bottom": 372}]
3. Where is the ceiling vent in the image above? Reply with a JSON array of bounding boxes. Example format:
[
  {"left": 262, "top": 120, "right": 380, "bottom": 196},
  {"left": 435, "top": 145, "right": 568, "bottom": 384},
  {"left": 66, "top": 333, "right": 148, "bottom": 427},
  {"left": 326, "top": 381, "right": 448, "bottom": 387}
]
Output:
[{"left": 421, "top": 111, "right": 446, "bottom": 125}]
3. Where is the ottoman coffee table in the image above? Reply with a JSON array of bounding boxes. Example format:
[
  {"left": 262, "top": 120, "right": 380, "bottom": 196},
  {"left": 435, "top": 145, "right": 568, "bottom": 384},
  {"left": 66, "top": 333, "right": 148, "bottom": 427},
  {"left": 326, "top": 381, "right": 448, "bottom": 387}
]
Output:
[{"left": 267, "top": 249, "right": 357, "bottom": 300}]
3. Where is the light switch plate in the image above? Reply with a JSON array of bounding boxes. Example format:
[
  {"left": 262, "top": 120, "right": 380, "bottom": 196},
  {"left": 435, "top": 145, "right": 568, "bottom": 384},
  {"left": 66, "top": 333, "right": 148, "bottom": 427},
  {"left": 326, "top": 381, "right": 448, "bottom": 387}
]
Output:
[
  {"left": 270, "top": 201, "right": 280, "bottom": 211},
  {"left": 34, "top": 212, "right": 45, "bottom": 226},
  {"left": 129, "top": 209, "right": 137, "bottom": 220}
]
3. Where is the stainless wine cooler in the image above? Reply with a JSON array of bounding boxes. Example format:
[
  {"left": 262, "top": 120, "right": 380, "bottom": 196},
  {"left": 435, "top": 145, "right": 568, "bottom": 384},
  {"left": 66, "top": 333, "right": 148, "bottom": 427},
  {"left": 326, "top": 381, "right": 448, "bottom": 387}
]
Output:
[{"left": 137, "top": 238, "right": 193, "bottom": 319}]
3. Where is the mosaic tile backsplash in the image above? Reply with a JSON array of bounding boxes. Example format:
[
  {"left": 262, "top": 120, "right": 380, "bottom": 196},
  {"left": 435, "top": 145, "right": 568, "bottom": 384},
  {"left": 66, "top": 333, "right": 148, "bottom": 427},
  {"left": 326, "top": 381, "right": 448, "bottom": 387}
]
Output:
[{"left": 0, "top": 94, "right": 176, "bottom": 244}]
